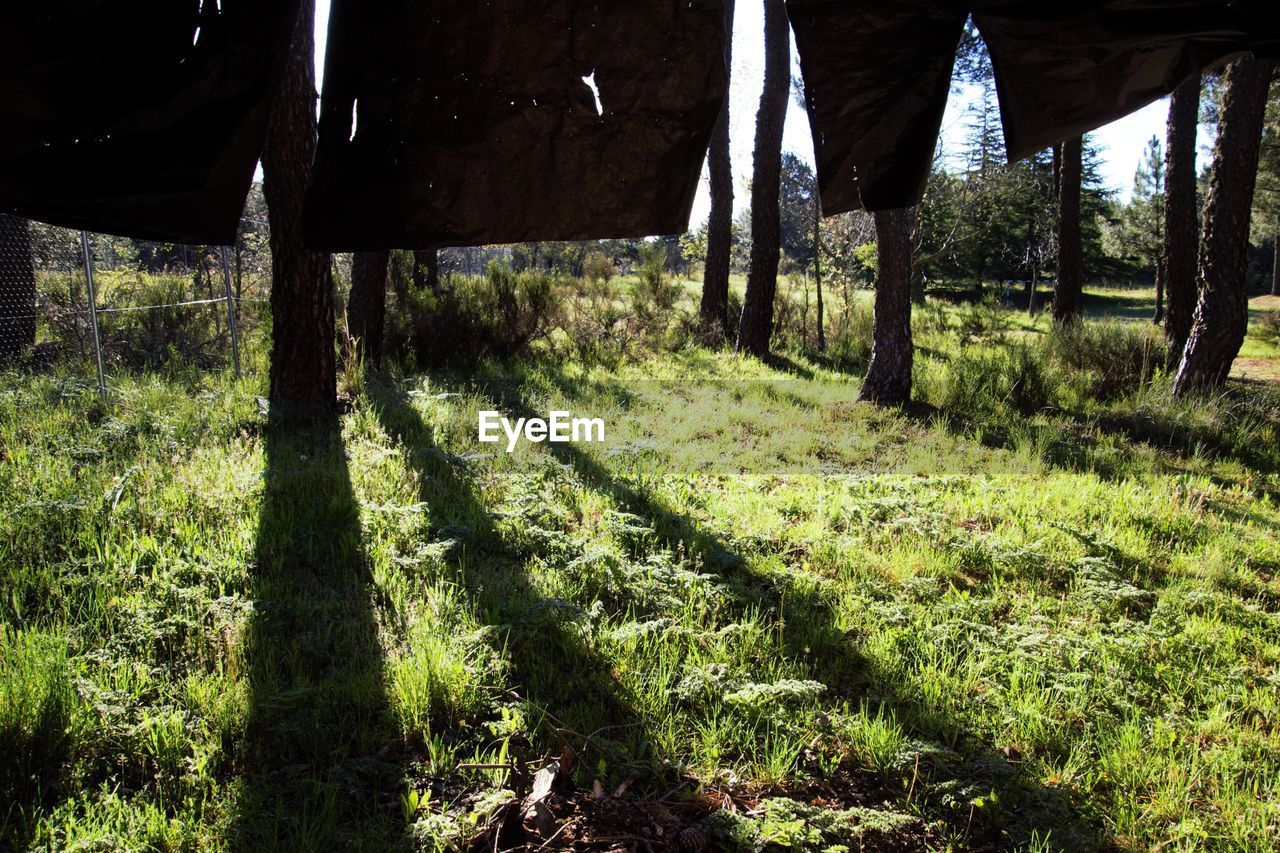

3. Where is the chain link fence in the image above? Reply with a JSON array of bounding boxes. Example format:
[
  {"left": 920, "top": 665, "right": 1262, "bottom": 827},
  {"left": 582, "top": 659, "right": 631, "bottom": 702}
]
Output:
[{"left": 1, "top": 209, "right": 273, "bottom": 396}]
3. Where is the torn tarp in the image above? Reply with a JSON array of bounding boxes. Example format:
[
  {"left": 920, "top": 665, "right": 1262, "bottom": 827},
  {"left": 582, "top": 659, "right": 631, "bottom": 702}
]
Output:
[
  {"left": 304, "top": 0, "right": 730, "bottom": 250},
  {"left": 786, "top": 0, "right": 1280, "bottom": 216},
  {"left": 0, "top": 1, "right": 299, "bottom": 245}
]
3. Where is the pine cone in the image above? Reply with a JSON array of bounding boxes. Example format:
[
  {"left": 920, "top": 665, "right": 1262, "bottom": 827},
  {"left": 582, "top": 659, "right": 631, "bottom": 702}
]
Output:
[{"left": 676, "top": 827, "right": 707, "bottom": 852}]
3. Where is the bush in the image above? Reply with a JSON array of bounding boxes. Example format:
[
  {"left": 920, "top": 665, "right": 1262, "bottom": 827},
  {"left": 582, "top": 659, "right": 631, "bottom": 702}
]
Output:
[
  {"left": 823, "top": 300, "right": 875, "bottom": 372},
  {"left": 944, "top": 345, "right": 1057, "bottom": 419},
  {"left": 954, "top": 295, "right": 1016, "bottom": 344},
  {"left": 582, "top": 252, "right": 616, "bottom": 287},
  {"left": 390, "top": 262, "right": 559, "bottom": 367},
  {"left": 1047, "top": 319, "right": 1165, "bottom": 400},
  {"left": 1258, "top": 310, "right": 1280, "bottom": 346}
]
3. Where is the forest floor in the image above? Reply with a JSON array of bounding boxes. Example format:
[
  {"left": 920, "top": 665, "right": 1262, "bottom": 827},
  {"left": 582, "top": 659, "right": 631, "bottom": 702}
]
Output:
[{"left": 4, "top": 288, "right": 1280, "bottom": 851}]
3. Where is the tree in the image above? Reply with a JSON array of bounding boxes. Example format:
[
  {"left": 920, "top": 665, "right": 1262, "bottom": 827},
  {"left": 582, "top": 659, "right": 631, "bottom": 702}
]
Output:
[
  {"left": 1105, "top": 136, "right": 1165, "bottom": 319},
  {"left": 262, "top": 0, "right": 335, "bottom": 410},
  {"left": 346, "top": 251, "right": 390, "bottom": 369},
  {"left": 859, "top": 208, "right": 915, "bottom": 406},
  {"left": 1173, "top": 57, "right": 1274, "bottom": 397},
  {"left": 701, "top": 0, "right": 736, "bottom": 341},
  {"left": 412, "top": 249, "right": 440, "bottom": 292},
  {"left": 0, "top": 214, "right": 37, "bottom": 362},
  {"left": 1251, "top": 75, "right": 1279, "bottom": 296},
  {"left": 1054, "top": 135, "right": 1084, "bottom": 323},
  {"left": 735, "top": 0, "right": 790, "bottom": 356},
  {"left": 1164, "top": 74, "right": 1202, "bottom": 357},
  {"left": 778, "top": 152, "right": 825, "bottom": 349}
]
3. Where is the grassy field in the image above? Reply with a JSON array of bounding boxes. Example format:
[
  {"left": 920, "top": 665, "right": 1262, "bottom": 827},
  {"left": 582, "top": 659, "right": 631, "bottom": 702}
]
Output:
[{"left": 4, "top": 288, "right": 1280, "bottom": 850}]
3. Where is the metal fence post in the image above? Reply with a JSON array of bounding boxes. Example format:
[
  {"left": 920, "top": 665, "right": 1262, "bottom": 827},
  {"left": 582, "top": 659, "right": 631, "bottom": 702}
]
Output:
[
  {"left": 220, "top": 246, "right": 241, "bottom": 376},
  {"left": 79, "top": 231, "right": 108, "bottom": 401}
]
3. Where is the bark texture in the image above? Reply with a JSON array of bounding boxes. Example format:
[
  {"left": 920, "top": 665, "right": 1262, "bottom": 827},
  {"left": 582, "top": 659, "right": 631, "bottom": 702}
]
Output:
[
  {"left": 700, "top": 0, "right": 735, "bottom": 342},
  {"left": 1053, "top": 135, "right": 1083, "bottom": 323},
  {"left": 859, "top": 208, "right": 915, "bottom": 406},
  {"left": 0, "top": 214, "right": 36, "bottom": 362},
  {"left": 263, "top": 0, "right": 335, "bottom": 411},
  {"left": 1164, "top": 74, "right": 1201, "bottom": 359},
  {"left": 735, "top": 0, "right": 789, "bottom": 356},
  {"left": 1173, "top": 57, "right": 1273, "bottom": 397},
  {"left": 347, "top": 251, "right": 390, "bottom": 369}
]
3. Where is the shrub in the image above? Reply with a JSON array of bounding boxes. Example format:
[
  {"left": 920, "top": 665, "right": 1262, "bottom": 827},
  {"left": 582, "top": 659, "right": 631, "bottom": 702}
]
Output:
[
  {"left": 944, "top": 345, "right": 1057, "bottom": 419},
  {"left": 582, "top": 252, "right": 616, "bottom": 287},
  {"left": 823, "top": 300, "right": 875, "bottom": 372},
  {"left": 1258, "top": 310, "right": 1280, "bottom": 346},
  {"left": 955, "top": 295, "right": 1016, "bottom": 344},
  {"left": 1047, "top": 319, "right": 1165, "bottom": 400},
  {"left": 390, "top": 262, "right": 559, "bottom": 367}
]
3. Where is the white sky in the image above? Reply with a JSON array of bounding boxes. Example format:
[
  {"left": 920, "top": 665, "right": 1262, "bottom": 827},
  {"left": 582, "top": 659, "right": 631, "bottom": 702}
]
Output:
[{"left": 312, "top": 0, "right": 1213, "bottom": 229}]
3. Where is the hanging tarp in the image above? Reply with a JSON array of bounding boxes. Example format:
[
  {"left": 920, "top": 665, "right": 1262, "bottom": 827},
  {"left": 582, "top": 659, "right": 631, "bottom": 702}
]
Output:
[
  {"left": 303, "top": 0, "right": 730, "bottom": 250},
  {"left": 786, "top": 0, "right": 1280, "bottom": 216},
  {"left": 0, "top": 1, "right": 299, "bottom": 244}
]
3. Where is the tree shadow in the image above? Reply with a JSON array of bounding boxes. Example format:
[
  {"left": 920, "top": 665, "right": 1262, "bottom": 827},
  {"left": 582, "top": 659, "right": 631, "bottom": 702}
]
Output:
[
  {"left": 232, "top": 410, "right": 404, "bottom": 850},
  {"left": 365, "top": 378, "right": 664, "bottom": 804},
  {"left": 460, "top": 369, "right": 1106, "bottom": 849}
]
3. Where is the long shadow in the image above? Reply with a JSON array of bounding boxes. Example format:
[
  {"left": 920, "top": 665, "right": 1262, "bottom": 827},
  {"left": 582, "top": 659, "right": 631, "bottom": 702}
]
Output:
[
  {"left": 469, "top": 369, "right": 1105, "bottom": 849},
  {"left": 232, "top": 410, "right": 404, "bottom": 850},
  {"left": 365, "top": 377, "right": 667, "bottom": 827}
]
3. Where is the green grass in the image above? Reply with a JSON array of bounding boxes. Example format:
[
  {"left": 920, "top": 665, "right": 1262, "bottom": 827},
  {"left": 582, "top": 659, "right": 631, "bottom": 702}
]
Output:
[{"left": 3, "top": 287, "right": 1280, "bottom": 850}]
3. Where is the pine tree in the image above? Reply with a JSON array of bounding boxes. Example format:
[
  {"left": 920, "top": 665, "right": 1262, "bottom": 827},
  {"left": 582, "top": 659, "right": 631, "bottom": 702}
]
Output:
[
  {"left": 859, "top": 208, "right": 915, "bottom": 406},
  {"left": 262, "top": 0, "right": 336, "bottom": 411},
  {"left": 1173, "top": 56, "right": 1274, "bottom": 396},
  {"left": 735, "top": 0, "right": 790, "bottom": 356},
  {"left": 347, "top": 251, "right": 390, "bottom": 369},
  {"left": 701, "top": 0, "right": 736, "bottom": 341},
  {"left": 1164, "top": 74, "right": 1202, "bottom": 357},
  {"left": 1054, "top": 135, "right": 1084, "bottom": 323}
]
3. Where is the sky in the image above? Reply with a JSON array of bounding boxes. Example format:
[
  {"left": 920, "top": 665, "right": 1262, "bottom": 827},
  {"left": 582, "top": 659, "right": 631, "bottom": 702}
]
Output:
[{"left": 312, "top": 0, "right": 1213, "bottom": 229}]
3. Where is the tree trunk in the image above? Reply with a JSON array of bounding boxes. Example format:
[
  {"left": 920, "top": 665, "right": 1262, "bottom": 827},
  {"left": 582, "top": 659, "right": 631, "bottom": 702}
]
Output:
[
  {"left": 412, "top": 249, "right": 439, "bottom": 292},
  {"left": 700, "top": 0, "right": 735, "bottom": 342},
  {"left": 860, "top": 208, "right": 915, "bottom": 406},
  {"left": 1153, "top": 259, "right": 1165, "bottom": 324},
  {"left": 1028, "top": 263, "right": 1039, "bottom": 317},
  {"left": 346, "top": 251, "right": 390, "bottom": 369},
  {"left": 1052, "top": 143, "right": 1062, "bottom": 202},
  {"left": 263, "top": 0, "right": 334, "bottom": 411},
  {"left": 1164, "top": 74, "right": 1201, "bottom": 359},
  {"left": 1053, "top": 135, "right": 1084, "bottom": 323},
  {"left": 814, "top": 202, "right": 826, "bottom": 352},
  {"left": 1173, "top": 57, "right": 1273, "bottom": 397},
  {"left": 0, "top": 214, "right": 37, "bottom": 362},
  {"left": 735, "top": 0, "right": 789, "bottom": 357}
]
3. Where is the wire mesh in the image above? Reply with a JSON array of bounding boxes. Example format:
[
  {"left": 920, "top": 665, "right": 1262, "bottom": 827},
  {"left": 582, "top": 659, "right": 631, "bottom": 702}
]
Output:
[{"left": 0, "top": 211, "right": 272, "bottom": 387}]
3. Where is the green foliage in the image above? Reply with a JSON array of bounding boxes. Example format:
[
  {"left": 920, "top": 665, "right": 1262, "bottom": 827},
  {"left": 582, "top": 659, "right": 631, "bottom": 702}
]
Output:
[
  {"left": 1103, "top": 135, "right": 1166, "bottom": 279},
  {"left": 1046, "top": 319, "right": 1166, "bottom": 400},
  {"left": 4, "top": 287, "right": 1280, "bottom": 851},
  {"left": 1, "top": 628, "right": 81, "bottom": 810},
  {"left": 582, "top": 251, "right": 615, "bottom": 286},
  {"left": 945, "top": 345, "right": 1057, "bottom": 419},
  {"left": 391, "top": 262, "right": 558, "bottom": 367}
]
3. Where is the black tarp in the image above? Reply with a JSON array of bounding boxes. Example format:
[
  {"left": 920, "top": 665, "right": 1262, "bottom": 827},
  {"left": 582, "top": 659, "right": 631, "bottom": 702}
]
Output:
[
  {"left": 303, "top": 0, "right": 730, "bottom": 250},
  {"left": 0, "top": 1, "right": 299, "bottom": 245},
  {"left": 2, "top": 1, "right": 1277, "bottom": 244},
  {"left": 786, "top": 0, "right": 1280, "bottom": 216}
]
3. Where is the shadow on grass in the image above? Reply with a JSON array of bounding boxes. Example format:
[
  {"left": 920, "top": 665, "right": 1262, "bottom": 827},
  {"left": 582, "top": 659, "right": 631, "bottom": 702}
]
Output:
[
  {"left": 459, "top": 369, "right": 1106, "bottom": 850},
  {"left": 232, "top": 410, "right": 405, "bottom": 850},
  {"left": 366, "top": 377, "right": 668, "bottom": 843}
]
